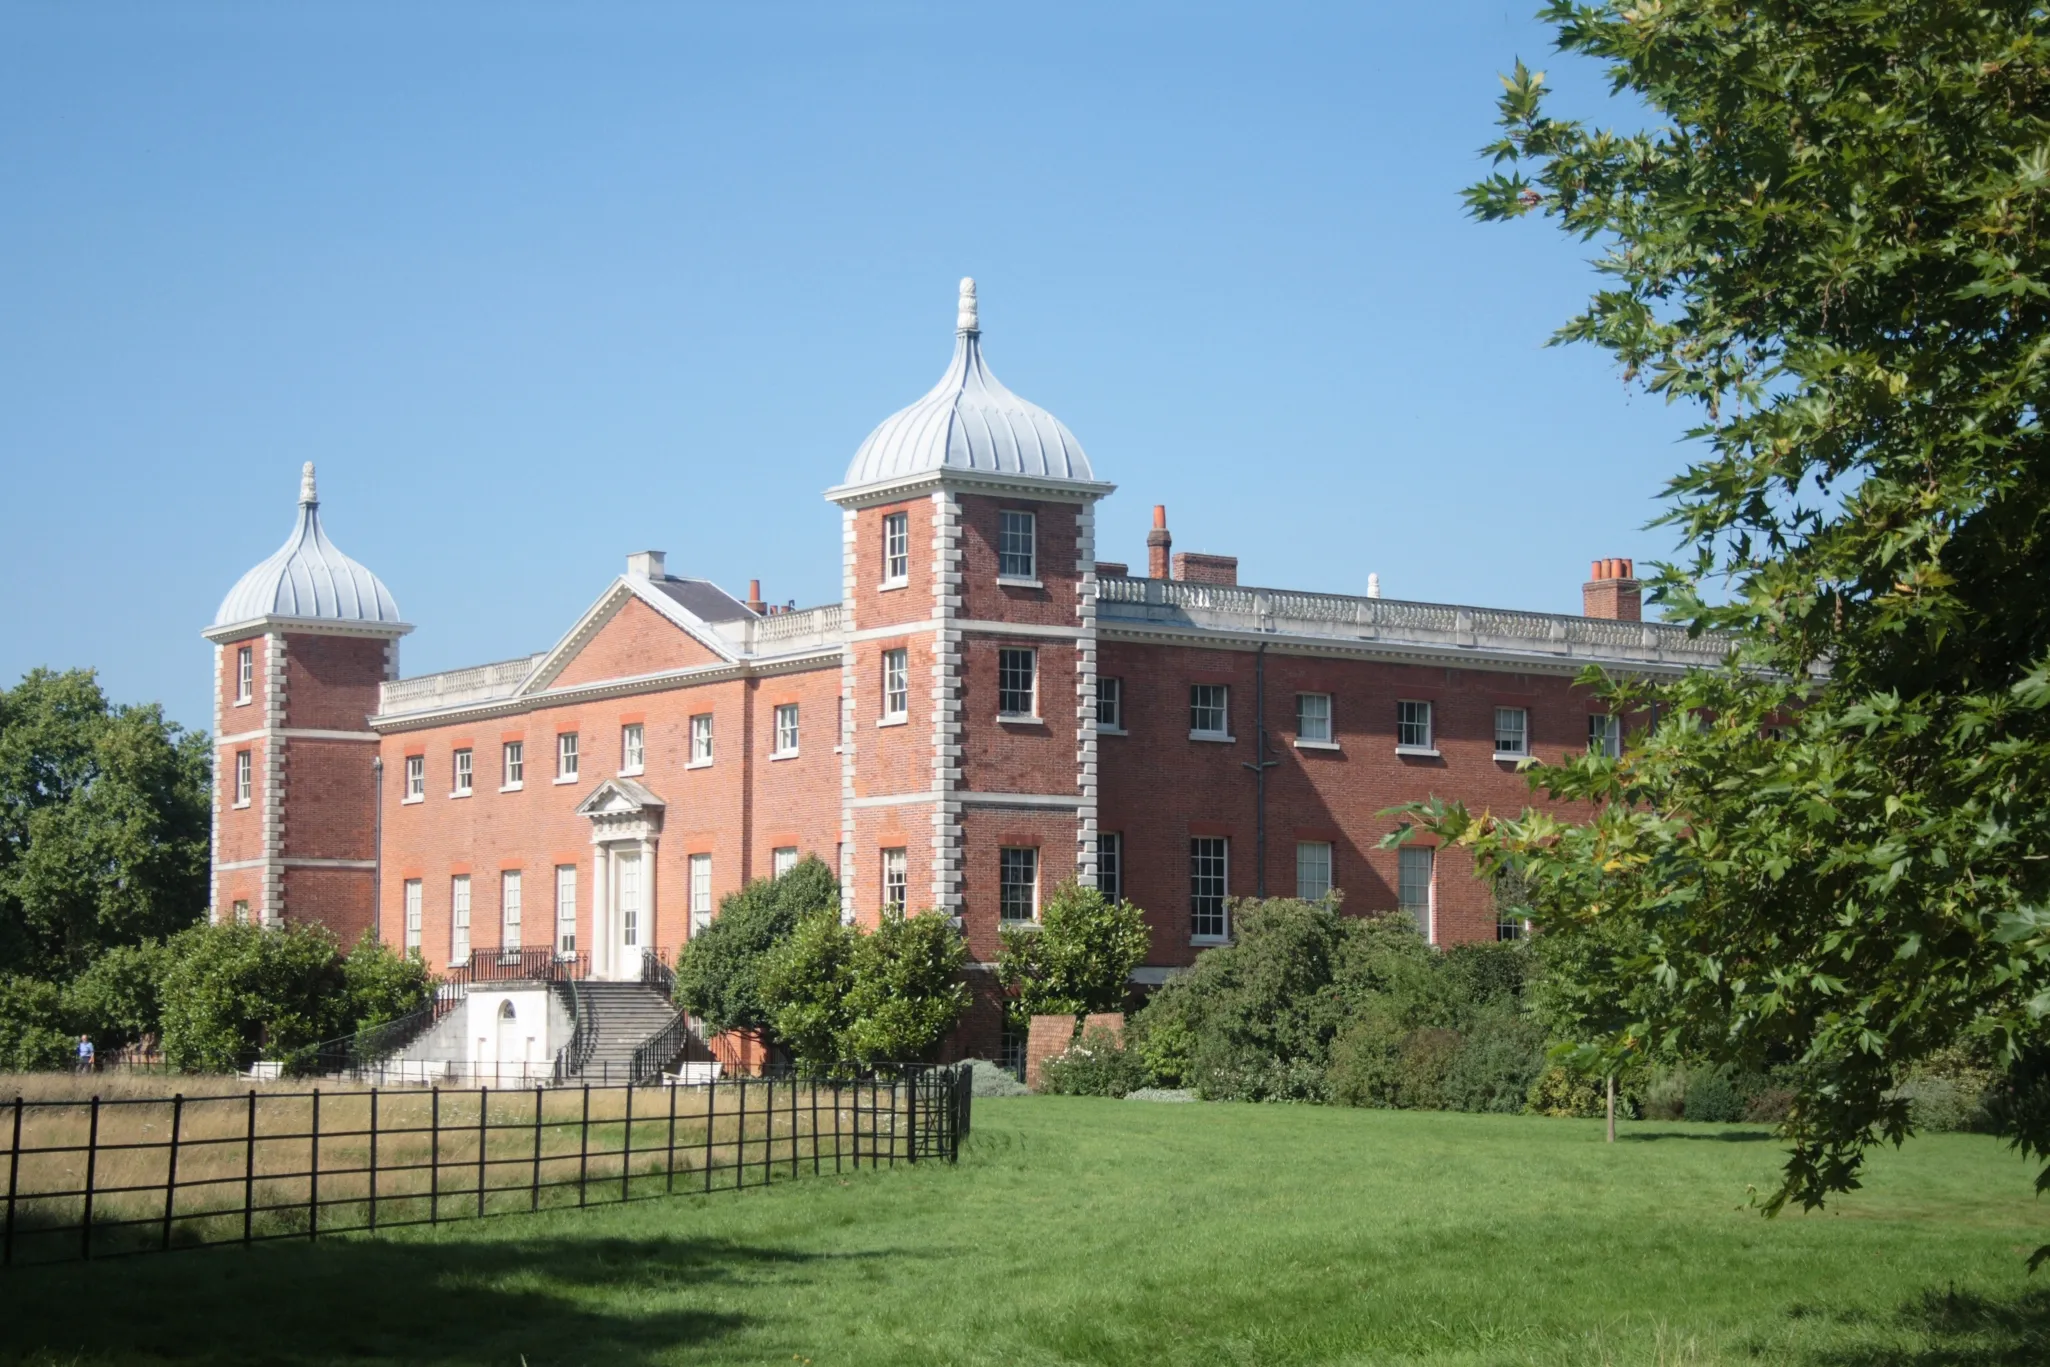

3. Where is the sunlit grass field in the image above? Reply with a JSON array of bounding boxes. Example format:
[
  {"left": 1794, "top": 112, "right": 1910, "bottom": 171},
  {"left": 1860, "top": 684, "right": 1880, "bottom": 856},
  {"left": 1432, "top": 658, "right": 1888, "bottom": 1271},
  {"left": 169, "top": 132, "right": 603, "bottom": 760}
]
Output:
[{"left": 1, "top": 1095, "right": 2043, "bottom": 1366}]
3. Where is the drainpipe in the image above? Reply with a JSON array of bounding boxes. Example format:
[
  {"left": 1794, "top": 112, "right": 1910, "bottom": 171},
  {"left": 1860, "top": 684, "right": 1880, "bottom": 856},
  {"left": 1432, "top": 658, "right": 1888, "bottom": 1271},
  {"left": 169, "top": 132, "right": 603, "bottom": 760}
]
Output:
[
  {"left": 371, "top": 755, "right": 384, "bottom": 944},
  {"left": 1242, "top": 643, "right": 1278, "bottom": 898}
]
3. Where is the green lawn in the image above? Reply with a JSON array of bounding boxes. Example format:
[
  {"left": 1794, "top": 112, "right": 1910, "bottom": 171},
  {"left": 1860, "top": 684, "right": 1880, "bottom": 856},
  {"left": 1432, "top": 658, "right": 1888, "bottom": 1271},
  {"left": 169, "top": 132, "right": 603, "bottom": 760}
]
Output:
[{"left": 1, "top": 1097, "right": 2043, "bottom": 1366}]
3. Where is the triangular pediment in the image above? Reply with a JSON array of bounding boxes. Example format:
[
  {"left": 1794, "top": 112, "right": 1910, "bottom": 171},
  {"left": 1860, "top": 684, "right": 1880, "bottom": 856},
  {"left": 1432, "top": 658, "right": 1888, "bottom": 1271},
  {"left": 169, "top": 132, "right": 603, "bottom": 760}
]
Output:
[
  {"left": 573, "top": 776, "right": 666, "bottom": 817},
  {"left": 521, "top": 578, "right": 741, "bottom": 697}
]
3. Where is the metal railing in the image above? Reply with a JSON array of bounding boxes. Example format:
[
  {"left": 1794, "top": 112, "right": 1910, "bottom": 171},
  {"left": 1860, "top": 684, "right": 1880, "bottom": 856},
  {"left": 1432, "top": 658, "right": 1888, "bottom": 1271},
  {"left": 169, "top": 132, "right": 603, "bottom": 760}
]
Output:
[{"left": 0, "top": 1066, "right": 970, "bottom": 1268}]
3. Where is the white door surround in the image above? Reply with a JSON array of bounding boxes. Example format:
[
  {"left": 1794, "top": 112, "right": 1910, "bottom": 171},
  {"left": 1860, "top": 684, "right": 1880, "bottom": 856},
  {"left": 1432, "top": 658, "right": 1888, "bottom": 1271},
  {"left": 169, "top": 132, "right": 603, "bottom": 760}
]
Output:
[{"left": 574, "top": 778, "right": 666, "bottom": 982}]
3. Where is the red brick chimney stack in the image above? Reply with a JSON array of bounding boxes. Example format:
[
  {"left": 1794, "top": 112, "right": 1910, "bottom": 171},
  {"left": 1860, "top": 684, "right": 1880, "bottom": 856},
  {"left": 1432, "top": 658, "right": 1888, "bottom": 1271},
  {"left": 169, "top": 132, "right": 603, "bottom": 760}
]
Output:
[
  {"left": 746, "top": 578, "right": 767, "bottom": 615},
  {"left": 1582, "top": 557, "right": 1642, "bottom": 621},
  {"left": 1147, "top": 504, "right": 1173, "bottom": 579}
]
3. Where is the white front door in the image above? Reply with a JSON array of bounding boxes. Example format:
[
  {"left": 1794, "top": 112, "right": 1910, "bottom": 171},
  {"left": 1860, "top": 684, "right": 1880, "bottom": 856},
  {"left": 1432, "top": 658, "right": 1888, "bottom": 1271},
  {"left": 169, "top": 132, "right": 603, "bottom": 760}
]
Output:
[{"left": 614, "top": 849, "right": 642, "bottom": 978}]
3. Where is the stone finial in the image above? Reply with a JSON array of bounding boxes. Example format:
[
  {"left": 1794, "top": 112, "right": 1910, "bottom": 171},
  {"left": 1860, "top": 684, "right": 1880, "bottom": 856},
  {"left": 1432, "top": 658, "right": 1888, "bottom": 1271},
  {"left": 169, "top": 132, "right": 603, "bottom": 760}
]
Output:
[
  {"left": 1367, "top": 572, "right": 1382, "bottom": 599},
  {"left": 957, "top": 277, "right": 978, "bottom": 333},
  {"left": 299, "top": 462, "right": 318, "bottom": 506}
]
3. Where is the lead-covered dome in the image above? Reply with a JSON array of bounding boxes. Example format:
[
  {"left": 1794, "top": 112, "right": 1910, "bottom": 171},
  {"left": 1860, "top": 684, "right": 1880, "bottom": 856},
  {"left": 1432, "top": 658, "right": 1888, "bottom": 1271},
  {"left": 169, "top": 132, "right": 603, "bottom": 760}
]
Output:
[
  {"left": 212, "top": 464, "right": 404, "bottom": 629},
  {"left": 839, "top": 279, "right": 1094, "bottom": 491}
]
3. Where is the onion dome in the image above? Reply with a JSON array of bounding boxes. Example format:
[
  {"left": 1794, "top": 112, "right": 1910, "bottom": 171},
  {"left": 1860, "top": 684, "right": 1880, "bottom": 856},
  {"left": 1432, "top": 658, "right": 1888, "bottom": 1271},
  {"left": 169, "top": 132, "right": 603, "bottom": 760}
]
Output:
[
  {"left": 838, "top": 278, "right": 1094, "bottom": 492},
  {"left": 211, "top": 464, "right": 404, "bottom": 630}
]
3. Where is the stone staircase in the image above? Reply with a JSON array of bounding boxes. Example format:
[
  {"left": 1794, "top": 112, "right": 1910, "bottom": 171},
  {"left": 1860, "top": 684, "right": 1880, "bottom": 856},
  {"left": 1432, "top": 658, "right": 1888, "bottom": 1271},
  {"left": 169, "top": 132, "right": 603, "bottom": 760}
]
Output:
[{"left": 569, "top": 981, "right": 687, "bottom": 1084}]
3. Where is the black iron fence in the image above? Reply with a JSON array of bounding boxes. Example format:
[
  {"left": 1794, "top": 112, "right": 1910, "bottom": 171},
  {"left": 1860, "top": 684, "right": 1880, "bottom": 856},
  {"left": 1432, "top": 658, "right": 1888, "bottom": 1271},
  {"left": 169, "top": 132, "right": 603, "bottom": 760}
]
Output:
[{"left": 0, "top": 1064, "right": 969, "bottom": 1268}]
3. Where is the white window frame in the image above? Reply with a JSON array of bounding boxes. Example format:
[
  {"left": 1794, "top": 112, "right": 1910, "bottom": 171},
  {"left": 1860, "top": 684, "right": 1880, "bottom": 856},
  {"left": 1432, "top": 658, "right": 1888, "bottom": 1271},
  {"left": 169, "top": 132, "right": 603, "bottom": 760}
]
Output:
[
  {"left": 1189, "top": 684, "right": 1231, "bottom": 741},
  {"left": 554, "top": 864, "right": 577, "bottom": 956},
  {"left": 1494, "top": 707, "right": 1530, "bottom": 760},
  {"left": 403, "top": 753, "right": 424, "bottom": 802},
  {"left": 881, "top": 649, "right": 909, "bottom": 723},
  {"left": 233, "top": 750, "right": 252, "bottom": 807},
  {"left": 1190, "top": 837, "right": 1229, "bottom": 942},
  {"left": 997, "top": 648, "right": 1038, "bottom": 720},
  {"left": 686, "top": 714, "right": 715, "bottom": 767},
  {"left": 882, "top": 847, "right": 908, "bottom": 916},
  {"left": 1096, "top": 677, "right": 1124, "bottom": 732},
  {"left": 998, "top": 847, "right": 1039, "bottom": 923},
  {"left": 997, "top": 509, "right": 1037, "bottom": 582},
  {"left": 689, "top": 853, "right": 713, "bottom": 932},
  {"left": 450, "top": 875, "right": 472, "bottom": 965},
  {"left": 772, "top": 846, "right": 799, "bottom": 878},
  {"left": 1396, "top": 700, "right": 1436, "bottom": 755},
  {"left": 1589, "top": 713, "right": 1622, "bottom": 758},
  {"left": 556, "top": 732, "right": 580, "bottom": 783},
  {"left": 1097, "top": 832, "right": 1123, "bottom": 903},
  {"left": 232, "top": 899, "right": 251, "bottom": 925},
  {"left": 501, "top": 869, "right": 522, "bottom": 951},
  {"left": 882, "top": 511, "right": 910, "bottom": 587},
  {"left": 1295, "top": 693, "right": 1335, "bottom": 747},
  {"left": 235, "top": 646, "right": 254, "bottom": 705},
  {"left": 1296, "top": 840, "right": 1333, "bottom": 901},
  {"left": 772, "top": 703, "right": 800, "bottom": 758},
  {"left": 402, "top": 879, "right": 422, "bottom": 952},
  {"left": 502, "top": 739, "right": 524, "bottom": 790},
  {"left": 620, "top": 723, "right": 645, "bottom": 776},
  {"left": 452, "top": 747, "right": 473, "bottom": 797},
  {"left": 1398, "top": 845, "right": 1435, "bottom": 940}
]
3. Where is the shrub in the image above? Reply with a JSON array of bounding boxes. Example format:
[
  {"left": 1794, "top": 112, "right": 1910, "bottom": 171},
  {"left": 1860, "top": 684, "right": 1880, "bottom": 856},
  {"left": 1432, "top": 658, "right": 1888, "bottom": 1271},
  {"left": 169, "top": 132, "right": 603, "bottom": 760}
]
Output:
[
  {"left": 961, "top": 1059, "right": 1029, "bottom": 1098},
  {"left": 674, "top": 856, "right": 838, "bottom": 1040},
  {"left": 1039, "top": 1027, "right": 1150, "bottom": 1098},
  {"left": 62, "top": 941, "right": 169, "bottom": 1048},
  {"left": 0, "top": 975, "right": 70, "bottom": 1071},
  {"left": 1743, "top": 1087, "right": 1797, "bottom": 1124},
  {"left": 997, "top": 880, "right": 1149, "bottom": 1023},
  {"left": 1527, "top": 1065, "right": 1608, "bottom": 1118},
  {"left": 157, "top": 921, "right": 350, "bottom": 1072},
  {"left": 341, "top": 934, "right": 433, "bottom": 1030},
  {"left": 1683, "top": 1069, "right": 1743, "bottom": 1123},
  {"left": 1897, "top": 1077, "right": 1991, "bottom": 1134},
  {"left": 1441, "top": 1008, "right": 1548, "bottom": 1114},
  {"left": 1640, "top": 1067, "right": 1688, "bottom": 1121},
  {"left": 760, "top": 908, "right": 969, "bottom": 1074}
]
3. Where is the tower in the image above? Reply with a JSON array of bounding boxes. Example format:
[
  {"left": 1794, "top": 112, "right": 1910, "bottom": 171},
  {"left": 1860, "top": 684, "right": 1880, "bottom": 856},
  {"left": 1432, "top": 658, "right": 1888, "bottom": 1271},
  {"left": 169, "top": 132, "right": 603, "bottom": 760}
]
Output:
[
  {"left": 204, "top": 464, "right": 410, "bottom": 940},
  {"left": 827, "top": 279, "right": 1114, "bottom": 962}
]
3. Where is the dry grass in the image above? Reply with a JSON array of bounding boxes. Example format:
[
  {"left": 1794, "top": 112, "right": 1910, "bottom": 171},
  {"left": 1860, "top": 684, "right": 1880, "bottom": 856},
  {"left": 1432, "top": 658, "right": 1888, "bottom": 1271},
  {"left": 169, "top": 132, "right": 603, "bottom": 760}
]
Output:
[{"left": 1, "top": 1074, "right": 917, "bottom": 1264}]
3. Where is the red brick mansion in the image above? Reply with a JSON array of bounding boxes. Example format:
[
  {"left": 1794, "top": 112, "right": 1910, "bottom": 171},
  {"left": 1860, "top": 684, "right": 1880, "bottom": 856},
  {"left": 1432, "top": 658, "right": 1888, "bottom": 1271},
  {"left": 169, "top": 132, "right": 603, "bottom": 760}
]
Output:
[{"left": 203, "top": 279, "right": 1718, "bottom": 1063}]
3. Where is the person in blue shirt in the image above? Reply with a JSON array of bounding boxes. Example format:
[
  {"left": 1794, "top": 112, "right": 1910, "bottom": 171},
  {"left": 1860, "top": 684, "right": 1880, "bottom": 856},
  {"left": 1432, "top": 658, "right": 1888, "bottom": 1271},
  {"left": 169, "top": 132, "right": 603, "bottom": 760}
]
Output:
[{"left": 74, "top": 1035, "right": 94, "bottom": 1075}]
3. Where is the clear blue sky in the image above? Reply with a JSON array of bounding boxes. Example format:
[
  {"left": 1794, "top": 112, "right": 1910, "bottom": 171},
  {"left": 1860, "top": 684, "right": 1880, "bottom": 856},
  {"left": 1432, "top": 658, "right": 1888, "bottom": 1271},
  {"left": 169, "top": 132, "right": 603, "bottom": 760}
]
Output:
[{"left": 0, "top": 2, "right": 1692, "bottom": 735}]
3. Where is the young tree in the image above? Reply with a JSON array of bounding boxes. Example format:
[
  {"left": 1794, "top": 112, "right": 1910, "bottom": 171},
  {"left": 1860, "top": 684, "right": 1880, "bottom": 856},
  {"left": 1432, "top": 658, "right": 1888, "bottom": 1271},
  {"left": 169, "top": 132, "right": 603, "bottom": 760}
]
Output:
[
  {"left": 759, "top": 908, "right": 969, "bottom": 1075},
  {"left": 996, "top": 880, "right": 1150, "bottom": 1022},
  {"left": 672, "top": 855, "right": 838, "bottom": 1039},
  {"left": 157, "top": 921, "right": 351, "bottom": 1071},
  {"left": 1410, "top": 0, "right": 2050, "bottom": 1245}
]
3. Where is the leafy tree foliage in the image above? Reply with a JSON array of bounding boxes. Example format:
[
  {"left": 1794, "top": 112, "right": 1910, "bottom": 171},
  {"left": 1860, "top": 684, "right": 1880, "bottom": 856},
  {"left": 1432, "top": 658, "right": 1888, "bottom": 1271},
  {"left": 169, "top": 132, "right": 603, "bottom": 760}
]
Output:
[
  {"left": 758, "top": 908, "right": 969, "bottom": 1075},
  {"left": 157, "top": 923, "right": 431, "bottom": 1072},
  {"left": 672, "top": 855, "right": 838, "bottom": 1038},
  {"left": 996, "top": 880, "right": 1150, "bottom": 1022},
  {"left": 62, "top": 940, "right": 171, "bottom": 1050},
  {"left": 0, "top": 669, "right": 209, "bottom": 980},
  {"left": 0, "top": 975, "right": 70, "bottom": 1071},
  {"left": 1416, "top": 0, "right": 2050, "bottom": 1241}
]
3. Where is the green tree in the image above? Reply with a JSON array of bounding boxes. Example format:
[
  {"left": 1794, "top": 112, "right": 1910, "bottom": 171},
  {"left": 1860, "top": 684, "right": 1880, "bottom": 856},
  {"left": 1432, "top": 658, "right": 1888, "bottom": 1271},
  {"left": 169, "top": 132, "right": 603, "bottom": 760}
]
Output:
[
  {"left": 0, "top": 975, "right": 70, "bottom": 1071},
  {"left": 759, "top": 908, "right": 969, "bottom": 1074},
  {"left": 157, "top": 921, "right": 351, "bottom": 1071},
  {"left": 1409, "top": 0, "right": 2050, "bottom": 1245},
  {"left": 341, "top": 933, "right": 435, "bottom": 1031},
  {"left": 62, "top": 940, "right": 171, "bottom": 1050},
  {"left": 672, "top": 855, "right": 837, "bottom": 1038},
  {"left": 996, "top": 879, "right": 1150, "bottom": 1022},
  {"left": 0, "top": 669, "right": 210, "bottom": 980}
]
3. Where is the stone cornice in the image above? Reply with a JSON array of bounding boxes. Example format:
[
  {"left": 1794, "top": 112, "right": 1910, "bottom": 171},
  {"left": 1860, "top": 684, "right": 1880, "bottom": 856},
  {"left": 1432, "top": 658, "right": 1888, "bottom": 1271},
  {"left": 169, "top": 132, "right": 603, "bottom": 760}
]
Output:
[
  {"left": 203, "top": 615, "right": 414, "bottom": 645},
  {"left": 1095, "top": 619, "right": 1726, "bottom": 679},
  {"left": 826, "top": 467, "right": 1116, "bottom": 510}
]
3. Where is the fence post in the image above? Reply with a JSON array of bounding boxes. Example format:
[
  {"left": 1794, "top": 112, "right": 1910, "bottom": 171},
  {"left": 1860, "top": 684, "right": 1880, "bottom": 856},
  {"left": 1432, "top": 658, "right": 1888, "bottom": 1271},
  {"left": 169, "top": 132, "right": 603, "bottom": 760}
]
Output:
[
  {"left": 790, "top": 1075, "right": 799, "bottom": 1180},
  {"left": 161, "top": 1094, "right": 183, "bottom": 1251},
  {"left": 736, "top": 1079, "right": 748, "bottom": 1191},
  {"left": 4, "top": 1095, "right": 19, "bottom": 1266},
  {"left": 810, "top": 1077, "right": 820, "bottom": 1177},
  {"left": 476, "top": 1086, "right": 489, "bottom": 1219},
  {"left": 242, "top": 1091, "right": 257, "bottom": 1245},
  {"left": 429, "top": 1087, "right": 441, "bottom": 1226},
  {"left": 531, "top": 1087, "right": 543, "bottom": 1213},
  {"left": 621, "top": 1083, "right": 634, "bottom": 1203},
  {"left": 905, "top": 1069, "right": 918, "bottom": 1166},
  {"left": 665, "top": 1080, "right": 678, "bottom": 1196},
  {"left": 308, "top": 1089, "right": 320, "bottom": 1239},
  {"left": 368, "top": 1088, "right": 379, "bottom": 1233},
  {"left": 834, "top": 1079, "right": 844, "bottom": 1174},
  {"left": 577, "top": 1085, "right": 590, "bottom": 1208},
  {"left": 80, "top": 1096, "right": 100, "bottom": 1260},
  {"left": 761, "top": 1078, "right": 771, "bottom": 1188},
  {"left": 702, "top": 1078, "right": 715, "bottom": 1194}
]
